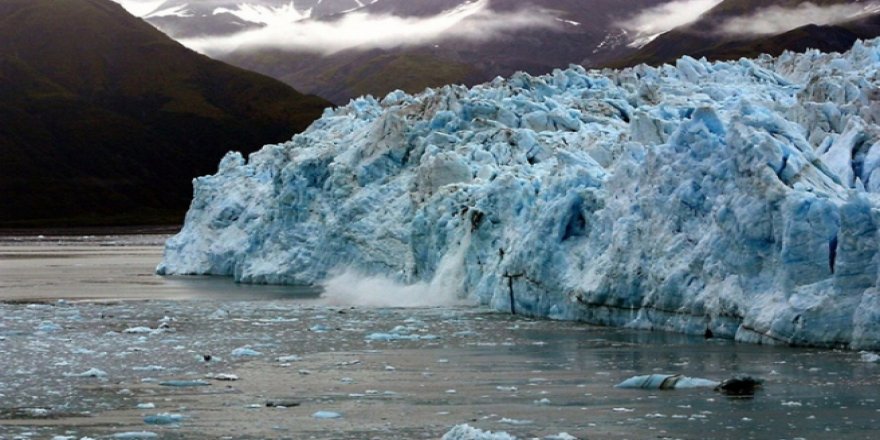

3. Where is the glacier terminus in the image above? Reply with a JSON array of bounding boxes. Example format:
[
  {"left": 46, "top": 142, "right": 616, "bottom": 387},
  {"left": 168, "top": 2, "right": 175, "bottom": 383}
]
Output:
[{"left": 159, "top": 39, "right": 880, "bottom": 349}]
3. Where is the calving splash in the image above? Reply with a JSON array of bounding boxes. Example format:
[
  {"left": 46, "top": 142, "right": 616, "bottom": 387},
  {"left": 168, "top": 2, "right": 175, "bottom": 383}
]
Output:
[{"left": 160, "top": 39, "right": 880, "bottom": 349}]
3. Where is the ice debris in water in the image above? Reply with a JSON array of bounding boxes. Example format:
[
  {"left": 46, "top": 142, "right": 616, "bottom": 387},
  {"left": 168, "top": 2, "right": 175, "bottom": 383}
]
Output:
[
  {"left": 65, "top": 368, "right": 108, "bottom": 378},
  {"left": 159, "top": 38, "right": 880, "bottom": 349},
  {"left": 112, "top": 432, "right": 158, "bottom": 439},
  {"left": 36, "top": 321, "right": 61, "bottom": 333},
  {"left": 859, "top": 351, "right": 880, "bottom": 362},
  {"left": 143, "top": 413, "right": 184, "bottom": 425},
  {"left": 312, "top": 410, "right": 342, "bottom": 419},
  {"left": 158, "top": 380, "right": 210, "bottom": 387},
  {"left": 616, "top": 374, "right": 720, "bottom": 390},
  {"left": 231, "top": 347, "right": 262, "bottom": 357},
  {"left": 442, "top": 424, "right": 516, "bottom": 440}
]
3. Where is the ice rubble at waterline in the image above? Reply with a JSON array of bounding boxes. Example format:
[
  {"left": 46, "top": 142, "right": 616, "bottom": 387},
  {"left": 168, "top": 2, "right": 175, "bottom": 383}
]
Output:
[{"left": 159, "top": 38, "right": 880, "bottom": 349}]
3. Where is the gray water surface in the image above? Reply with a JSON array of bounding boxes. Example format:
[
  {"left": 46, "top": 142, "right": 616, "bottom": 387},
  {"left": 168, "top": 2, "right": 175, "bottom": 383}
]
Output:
[{"left": 0, "top": 234, "right": 878, "bottom": 439}]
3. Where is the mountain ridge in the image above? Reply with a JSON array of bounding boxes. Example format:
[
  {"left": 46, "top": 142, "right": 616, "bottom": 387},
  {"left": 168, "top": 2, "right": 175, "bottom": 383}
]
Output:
[{"left": 0, "top": 0, "right": 330, "bottom": 227}]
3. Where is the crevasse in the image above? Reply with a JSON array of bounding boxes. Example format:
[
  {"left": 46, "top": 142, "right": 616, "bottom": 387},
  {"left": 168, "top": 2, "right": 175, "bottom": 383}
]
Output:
[{"left": 159, "top": 39, "right": 880, "bottom": 349}]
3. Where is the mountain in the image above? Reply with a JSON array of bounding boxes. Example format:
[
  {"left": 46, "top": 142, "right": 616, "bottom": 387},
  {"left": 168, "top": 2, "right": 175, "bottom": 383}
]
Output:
[
  {"left": 0, "top": 0, "right": 330, "bottom": 227},
  {"left": 159, "top": 36, "right": 880, "bottom": 349},
  {"left": 132, "top": 0, "right": 669, "bottom": 104},
  {"left": 609, "top": 0, "right": 880, "bottom": 67}
]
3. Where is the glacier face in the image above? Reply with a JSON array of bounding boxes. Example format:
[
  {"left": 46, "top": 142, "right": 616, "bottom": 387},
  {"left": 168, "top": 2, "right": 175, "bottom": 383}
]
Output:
[{"left": 159, "top": 39, "right": 880, "bottom": 349}]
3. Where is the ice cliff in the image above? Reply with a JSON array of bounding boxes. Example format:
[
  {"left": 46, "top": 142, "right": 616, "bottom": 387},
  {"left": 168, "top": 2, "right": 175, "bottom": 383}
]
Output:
[{"left": 159, "top": 39, "right": 880, "bottom": 349}]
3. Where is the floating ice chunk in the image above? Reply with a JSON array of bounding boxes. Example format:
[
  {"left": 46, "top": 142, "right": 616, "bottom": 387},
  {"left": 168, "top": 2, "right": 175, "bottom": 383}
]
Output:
[
  {"left": 860, "top": 351, "right": 880, "bottom": 362},
  {"left": 309, "top": 324, "right": 331, "bottom": 332},
  {"left": 159, "top": 380, "right": 209, "bottom": 387},
  {"left": 132, "top": 365, "right": 165, "bottom": 371},
  {"left": 143, "top": 413, "right": 184, "bottom": 425},
  {"left": 123, "top": 327, "right": 153, "bottom": 334},
  {"left": 208, "top": 308, "right": 229, "bottom": 320},
  {"left": 210, "top": 373, "right": 239, "bottom": 381},
  {"left": 137, "top": 403, "right": 156, "bottom": 409},
  {"left": 66, "top": 368, "right": 108, "bottom": 378},
  {"left": 615, "top": 374, "right": 720, "bottom": 390},
  {"left": 499, "top": 418, "right": 532, "bottom": 425},
  {"left": 312, "top": 410, "right": 342, "bottom": 419},
  {"left": 442, "top": 424, "right": 516, "bottom": 440},
  {"left": 365, "top": 332, "right": 420, "bottom": 341},
  {"left": 231, "top": 347, "right": 262, "bottom": 357},
  {"left": 36, "top": 321, "right": 61, "bottom": 333},
  {"left": 112, "top": 432, "right": 158, "bottom": 439},
  {"left": 545, "top": 434, "right": 577, "bottom": 440},
  {"left": 276, "top": 354, "right": 302, "bottom": 362},
  {"left": 24, "top": 407, "right": 50, "bottom": 417},
  {"left": 534, "top": 398, "right": 551, "bottom": 405}
]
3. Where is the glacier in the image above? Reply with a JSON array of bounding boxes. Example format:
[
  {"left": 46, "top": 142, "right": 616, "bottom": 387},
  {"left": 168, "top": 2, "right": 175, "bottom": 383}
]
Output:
[{"left": 159, "top": 39, "right": 880, "bottom": 349}]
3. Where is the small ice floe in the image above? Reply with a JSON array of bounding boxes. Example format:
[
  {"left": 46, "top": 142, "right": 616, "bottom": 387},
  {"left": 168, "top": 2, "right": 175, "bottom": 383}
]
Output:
[
  {"left": 545, "top": 433, "right": 578, "bottom": 440},
  {"left": 231, "top": 347, "right": 262, "bottom": 357},
  {"left": 534, "top": 398, "right": 551, "bottom": 405},
  {"left": 496, "top": 386, "right": 518, "bottom": 392},
  {"left": 143, "top": 413, "right": 184, "bottom": 425},
  {"left": 209, "top": 373, "right": 239, "bottom": 381},
  {"left": 23, "top": 407, "right": 51, "bottom": 417},
  {"left": 112, "top": 432, "right": 158, "bottom": 439},
  {"left": 277, "top": 355, "right": 302, "bottom": 362},
  {"left": 132, "top": 365, "right": 165, "bottom": 371},
  {"left": 442, "top": 424, "right": 516, "bottom": 440},
  {"left": 123, "top": 327, "right": 153, "bottom": 334},
  {"left": 616, "top": 374, "right": 719, "bottom": 390},
  {"left": 309, "top": 324, "right": 331, "bottom": 332},
  {"left": 860, "top": 351, "right": 880, "bottom": 363},
  {"left": 365, "top": 332, "right": 420, "bottom": 341},
  {"left": 65, "top": 368, "right": 108, "bottom": 378},
  {"left": 612, "top": 407, "right": 635, "bottom": 412},
  {"left": 208, "top": 308, "right": 229, "bottom": 320},
  {"left": 36, "top": 321, "right": 62, "bottom": 333},
  {"left": 137, "top": 403, "right": 156, "bottom": 409},
  {"left": 158, "top": 380, "right": 209, "bottom": 387},
  {"left": 51, "top": 436, "right": 76, "bottom": 440},
  {"left": 312, "top": 410, "right": 342, "bottom": 419},
  {"left": 499, "top": 417, "right": 532, "bottom": 425},
  {"left": 781, "top": 400, "right": 803, "bottom": 407}
]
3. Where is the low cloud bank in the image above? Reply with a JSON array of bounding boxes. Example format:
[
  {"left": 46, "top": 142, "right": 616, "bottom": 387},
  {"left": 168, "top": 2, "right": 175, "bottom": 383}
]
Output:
[
  {"left": 619, "top": 0, "right": 722, "bottom": 37},
  {"left": 719, "top": 2, "right": 880, "bottom": 36},
  {"left": 180, "top": 0, "right": 559, "bottom": 55}
]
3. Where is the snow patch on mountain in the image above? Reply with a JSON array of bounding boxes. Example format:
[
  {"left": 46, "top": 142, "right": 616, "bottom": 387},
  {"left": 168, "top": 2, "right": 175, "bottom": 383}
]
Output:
[{"left": 160, "top": 39, "right": 880, "bottom": 349}]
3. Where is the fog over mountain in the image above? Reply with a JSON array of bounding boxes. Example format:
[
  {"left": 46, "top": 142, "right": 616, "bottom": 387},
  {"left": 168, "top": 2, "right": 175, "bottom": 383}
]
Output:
[{"left": 116, "top": 0, "right": 671, "bottom": 104}]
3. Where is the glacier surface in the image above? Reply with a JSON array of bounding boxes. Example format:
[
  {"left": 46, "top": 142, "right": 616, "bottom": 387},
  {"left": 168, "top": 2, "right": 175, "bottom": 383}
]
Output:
[{"left": 159, "top": 39, "right": 880, "bottom": 349}]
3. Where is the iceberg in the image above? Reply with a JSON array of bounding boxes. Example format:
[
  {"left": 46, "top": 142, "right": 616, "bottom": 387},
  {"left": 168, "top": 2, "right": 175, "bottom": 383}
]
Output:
[{"left": 159, "top": 38, "right": 880, "bottom": 349}]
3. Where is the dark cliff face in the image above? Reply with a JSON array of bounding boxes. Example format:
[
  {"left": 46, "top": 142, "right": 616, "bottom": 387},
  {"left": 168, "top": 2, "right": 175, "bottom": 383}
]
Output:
[
  {"left": 606, "top": 0, "right": 880, "bottom": 68},
  {"left": 0, "top": 0, "right": 331, "bottom": 227}
]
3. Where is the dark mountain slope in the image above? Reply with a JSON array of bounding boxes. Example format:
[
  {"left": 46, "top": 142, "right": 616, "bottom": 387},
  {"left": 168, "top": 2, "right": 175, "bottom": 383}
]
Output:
[
  {"left": 0, "top": 0, "right": 330, "bottom": 226},
  {"left": 608, "top": 0, "right": 880, "bottom": 67}
]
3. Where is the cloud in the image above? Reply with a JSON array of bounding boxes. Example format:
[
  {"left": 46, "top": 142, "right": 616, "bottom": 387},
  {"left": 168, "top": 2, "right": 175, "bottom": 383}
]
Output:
[
  {"left": 179, "top": 0, "right": 560, "bottom": 56},
  {"left": 718, "top": 2, "right": 880, "bottom": 36},
  {"left": 619, "top": 0, "right": 723, "bottom": 37},
  {"left": 112, "top": 0, "right": 168, "bottom": 17}
]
